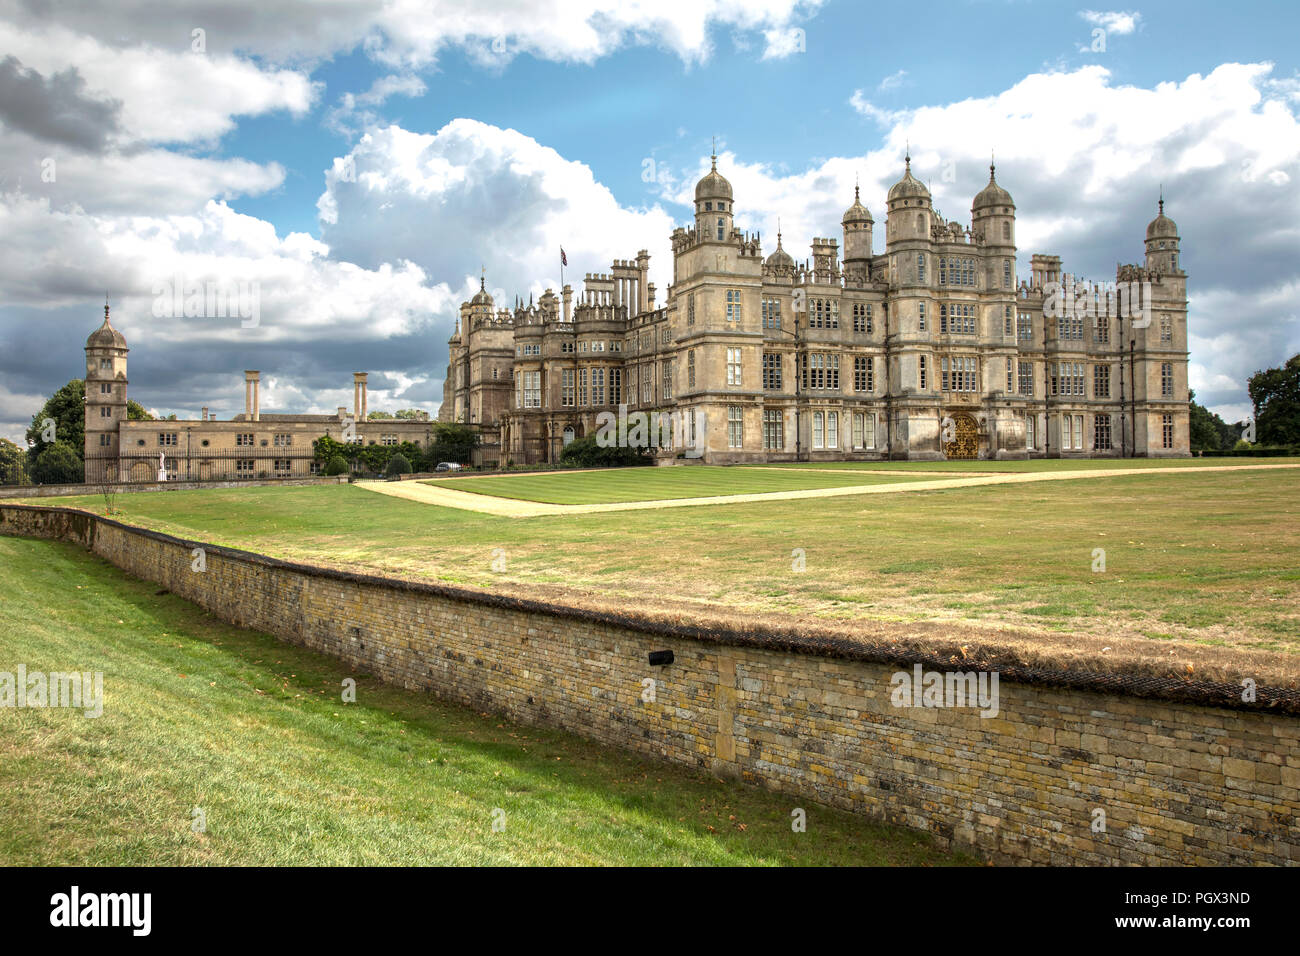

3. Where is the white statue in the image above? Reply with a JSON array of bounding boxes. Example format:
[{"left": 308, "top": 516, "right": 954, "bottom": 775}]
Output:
[{"left": 157, "top": 450, "right": 167, "bottom": 482}]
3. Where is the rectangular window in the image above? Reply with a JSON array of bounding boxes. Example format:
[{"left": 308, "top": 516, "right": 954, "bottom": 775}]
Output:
[
  {"left": 854, "top": 356, "right": 870, "bottom": 392},
  {"left": 1017, "top": 360, "right": 1033, "bottom": 397},
  {"left": 763, "top": 409, "right": 783, "bottom": 451},
  {"left": 562, "top": 368, "right": 575, "bottom": 407},
  {"left": 864, "top": 412, "right": 876, "bottom": 449},
  {"left": 381, "top": 434, "right": 398, "bottom": 446},
  {"left": 727, "top": 405, "right": 743, "bottom": 449},
  {"left": 688, "top": 293, "right": 695, "bottom": 325},
  {"left": 762, "top": 352, "right": 782, "bottom": 390},
  {"left": 919, "top": 355, "right": 927, "bottom": 390},
  {"left": 274, "top": 459, "right": 291, "bottom": 473},
  {"left": 1004, "top": 305, "right": 1013, "bottom": 336},
  {"left": 273, "top": 433, "right": 292, "bottom": 446},
  {"left": 726, "top": 289, "right": 741, "bottom": 322},
  {"left": 762, "top": 298, "right": 782, "bottom": 330},
  {"left": 852, "top": 303, "right": 867, "bottom": 333},
  {"left": 589, "top": 368, "right": 604, "bottom": 407},
  {"left": 1162, "top": 413, "right": 1174, "bottom": 449},
  {"left": 236, "top": 459, "right": 254, "bottom": 474},
  {"left": 727, "top": 348, "right": 742, "bottom": 386},
  {"left": 943, "top": 356, "right": 977, "bottom": 392},
  {"left": 1095, "top": 315, "right": 1110, "bottom": 344},
  {"left": 525, "top": 371, "right": 542, "bottom": 408},
  {"left": 1006, "top": 359, "right": 1014, "bottom": 392},
  {"left": 100, "top": 382, "right": 112, "bottom": 394},
  {"left": 826, "top": 411, "right": 838, "bottom": 449},
  {"left": 1094, "top": 364, "right": 1110, "bottom": 399},
  {"left": 236, "top": 433, "right": 254, "bottom": 446},
  {"left": 917, "top": 253, "right": 926, "bottom": 284},
  {"left": 578, "top": 368, "right": 588, "bottom": 407},
  {"left": 940, "top": 303, "right": 976, "bottom": 334},
  {"left": 1017, "top": 312, "right": 1033, "bottom": 341},
  {"left": 688, "top": 350, "right": 696, "bottom": 390},
  {"left": 852, "top": 413, "right": 864, "bottom": 449},
  {"left": 609, "top": 368, "right": 622, "bottom": 405},
  {"left": 100, "top": 406, "right": 112, "bottom": 418},
  {"left": 813, "top": 411, "right": 824, "bottom": 449},
  {"left": 827, "top": 354, "right": 840, "bottom": 390},
  {"left": 1094, "top": 414, "right": 1113, "bottom": 450},
  {"left": 1003, "top": 260, "right": 1012, "bottom": 289},
  {"left": 1025, "top": 413, "right": 1036, "bottom": 451},
  {"left": 1160, "top": 316, "right": 1172, "bottom": 344},
  {"left": 1161, "top": 362, "right": 1173, "bottom": 397},
  {"left": 642, "top": 366, "right": 652, "bottom": 403},
  {"left": 661, "top": 362, "right": 672, "bottom": 401},
  {"left": 158, "top": 432, "right": 178, "bottom": 446},
  {"left": 918, "top": 302, "right": 926, "bottom": 332}
]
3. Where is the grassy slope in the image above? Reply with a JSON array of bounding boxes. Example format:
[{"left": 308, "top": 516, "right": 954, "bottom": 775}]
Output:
[
  {"left": 430, "top": 465, "right": 928, "bottom": 504},
  {"left": 0, "top": 535, "right": 970, "bottom": 866},
  {"left": 42, "top": 466, "right": 1300, "bottom": 657}
]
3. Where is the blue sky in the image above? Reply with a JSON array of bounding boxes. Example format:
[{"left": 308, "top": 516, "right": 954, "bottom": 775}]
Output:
[{"left": 1, "top": 0, "right": 1297, "bottom": 437}]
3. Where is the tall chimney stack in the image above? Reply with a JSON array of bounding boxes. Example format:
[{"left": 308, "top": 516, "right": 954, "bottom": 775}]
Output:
[
  {"left": 244, "top": 371, "right": 260, "bottom": 422},
  {"left": 353, "top": 372, "right": 368, "bottom": 422}
]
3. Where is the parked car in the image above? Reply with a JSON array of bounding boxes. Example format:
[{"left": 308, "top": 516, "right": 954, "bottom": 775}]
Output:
[{"left": 434, "top": 462, "right": 463, "bottom": 472}]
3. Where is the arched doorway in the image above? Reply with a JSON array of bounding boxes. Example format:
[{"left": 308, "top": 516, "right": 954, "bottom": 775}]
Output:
[{"left": 944, "top": 413, "right": 979, "bottom": 460}]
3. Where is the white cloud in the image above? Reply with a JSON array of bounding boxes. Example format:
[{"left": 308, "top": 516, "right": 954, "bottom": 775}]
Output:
[
  {"left": 877, "top": 69, "right": 908, "bottom": 93},
  {"left": 848, "top": 90, "right": 906, "bottom": 126},
  {"left": 761, "top": 26, "right": 807, "bottom": 60},
  {"left": 1079, "top": 10, "right": 1143, "bottom": 35}
]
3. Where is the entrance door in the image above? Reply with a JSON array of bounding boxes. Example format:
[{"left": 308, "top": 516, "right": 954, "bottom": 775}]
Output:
[{"left": 944, "top": 413, "right": 979, "bottom": 460}]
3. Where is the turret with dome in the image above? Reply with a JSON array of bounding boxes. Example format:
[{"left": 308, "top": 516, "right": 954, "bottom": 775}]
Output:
[
  {"left": 1144, "top": 192, "right": 1181, "bottom": 274},
  {"left": 694, "top": 148, "right": 734, "bottom": 242},
  {"left": 842, "top": 183, "right": 874, "bottom": 281}
]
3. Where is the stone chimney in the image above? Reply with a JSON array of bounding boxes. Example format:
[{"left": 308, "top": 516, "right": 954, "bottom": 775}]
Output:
[
  {"left": 353, "top": 372, "right": 368, "bottom": 422},
  {"left": 244, "top": 371, "right": 260, "bottom": 422}
]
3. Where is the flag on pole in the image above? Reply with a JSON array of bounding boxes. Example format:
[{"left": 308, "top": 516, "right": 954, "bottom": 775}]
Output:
[{"left": 560, "top": 247, "right": 567, "bottom": 267}]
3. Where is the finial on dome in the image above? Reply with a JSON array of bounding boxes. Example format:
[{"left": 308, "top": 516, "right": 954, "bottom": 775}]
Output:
[
  {"left": 711, "top": 135, "right": 717, "bottom": 170},
  {"left": 104, "top": 294, "right": 110, "bottom": 324},
  {"left": 1158, "top": 184, "right": 1164, "bottom": 216},
  {"left": 990, "top": 150, "right": 996, "bottom": 178},
  {"left": 905, "top": 140, "right": 911, "bottom": 170}
]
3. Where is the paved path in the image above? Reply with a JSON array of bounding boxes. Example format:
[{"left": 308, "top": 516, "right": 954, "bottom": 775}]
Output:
[{"left": 356, "top": 463, "right": 1300, "bottom": 519}]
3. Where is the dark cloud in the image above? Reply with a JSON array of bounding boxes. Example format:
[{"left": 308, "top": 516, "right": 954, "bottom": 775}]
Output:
[{"left": 0, "top": 56, "right": 121, "bottom": 152}]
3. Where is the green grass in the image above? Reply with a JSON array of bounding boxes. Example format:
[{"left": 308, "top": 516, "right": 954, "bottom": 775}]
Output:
[
  {"left": 43, "top": 463, "right": 1300, "bottom": 657},
  {"left": 0, "top": 535, "right": 971, "bottom": 866},
  {"left": 430, "top": 465, "right": 928, "bottom": 504}
]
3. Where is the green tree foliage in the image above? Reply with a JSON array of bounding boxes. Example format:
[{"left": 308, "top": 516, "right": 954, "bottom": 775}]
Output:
[
  {"left": 1248, "top": 354, "right": 1300, "bottom": 446},
  {"left": 31, "top": 441, "right": 84, "bottom": 484},
  {"left": 127, "top": 400, "right": 154, "bottom": 421},
  {"left": 312, "top": 435, "right": 424, "bottom": 474},
  {"left": 323, "top": 454, "right": 349, "bottom": 476},
  {"left": 26, "top": 379, "right": 85, "bottom": 465},
  {"left": 559, "top": 434, "right": 652, "bottom": 468},
  {"left": 0, "top": 437, "right": 30, "bottom": 485},
  {"left": 427, "top": 422, "right": 479, "bottom": 466},
  {"left": 385, "top": 454, "right": 412, "bottom": 477},
  {"left": 1187, "top": 389, "right": 1239, "bottom": 453}
]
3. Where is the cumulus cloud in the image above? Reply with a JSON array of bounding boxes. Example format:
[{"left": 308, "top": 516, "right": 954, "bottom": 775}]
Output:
[{"left": 0, "top": 57, "right": 120, "bottom": 152}]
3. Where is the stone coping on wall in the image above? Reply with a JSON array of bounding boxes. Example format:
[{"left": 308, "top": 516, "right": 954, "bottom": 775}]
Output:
[
  {"left": 3, "top": 501, "right": 1297, "bottom": 717},
  {"left": 0, "top": 476, "right": 349, "bottom": 499}
]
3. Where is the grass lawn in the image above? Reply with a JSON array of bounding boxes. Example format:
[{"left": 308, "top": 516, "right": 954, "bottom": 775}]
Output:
[
  {"left": 430, "top": 465, "right": 929, "bottom": 504},
  {"left": 41, "top": 464, "right": 1300, "bottom": 666},
  {"left": 0, "top": 535, "right": 971, "bottom": 866}
]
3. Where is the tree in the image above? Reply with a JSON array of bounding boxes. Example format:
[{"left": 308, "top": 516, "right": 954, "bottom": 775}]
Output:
[
  {"left": 323, "top": 454, "right": 349, "bottom": 476},
  {"left": 1248, "top": 354, "right": 1300, "bottom": 446},
  {"left": 26, "top": 379, "right": 85, "bottom": 466},
  {"left": 127, "top": 400, "right": 154, "bottom": 421},
  {"left": 31, "top": 441, "right": 83, "bottom": 484},
  {"left": 427, "top": 422, "right": 479, "bottom": 466},
  {"left": 385, "top": 453, "right": 412, "bottom": 477},
  {"left": 0, "top": 438, "right": 29, "bottom": 485},
  {"left": 559, "top": 434, "right": 651, "bottom": 468},
  {"left": 1187, "top": 389, "right": 1238, "bottom": 454}
]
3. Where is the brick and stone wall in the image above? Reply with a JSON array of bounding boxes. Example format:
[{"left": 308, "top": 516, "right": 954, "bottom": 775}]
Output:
[{"left": 2, "top": 503, "right": 1295, "bottom": 865}]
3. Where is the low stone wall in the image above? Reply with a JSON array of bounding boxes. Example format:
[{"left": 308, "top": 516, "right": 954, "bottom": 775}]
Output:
[
  {"left": 2, "top": 502, "right": 1296, "bottom": 865},
  {"left": 0, "top": 475, "right": 348, "bottom": 499}
]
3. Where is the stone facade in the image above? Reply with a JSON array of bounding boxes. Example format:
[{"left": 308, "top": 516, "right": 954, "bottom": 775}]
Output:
[
  {"left": 443, "top": 155, "right": 1191, "bottom": 465},
  {"left": 4, "top": 503, "right": 1293, "bottom": 866},
  {"left": 83, "top": 313, "right": 432, "bottom": 483}
]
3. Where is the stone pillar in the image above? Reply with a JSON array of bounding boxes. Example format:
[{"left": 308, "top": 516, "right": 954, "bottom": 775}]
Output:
[
  {"left": 354, "top": 372, "right": 368, "bottom": 421},
  {"left": 636, "top": 250, "right": 650, "bottom": 314},
  {"left": 245, "top": 371, "right": 260, "bottom": 422},
  {"left": 562, "top": 284, "right": 572, "bottom": 322}
]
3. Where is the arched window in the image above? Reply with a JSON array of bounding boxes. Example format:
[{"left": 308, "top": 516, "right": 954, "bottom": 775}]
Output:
[
  {"left": 562, "top": 426, "right": 575, "bottom": 446},
  {"left": 716, "top": 218, "right": 724, "bottom": 241},
  {"left": 916, "top": 213, "right": 924, "bottom": 232},
  {"left": 1002, "top": 221, "right": 1010, "bottom": 241}
]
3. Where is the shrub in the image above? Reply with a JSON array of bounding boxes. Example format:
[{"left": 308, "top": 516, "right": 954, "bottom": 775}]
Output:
[
  {"left": 559, "top": 434, "right": 652, "bottom": 468},
  {"left": 31, "top": 441, "right": 84, "bottom": 484},
  {"left": 385, "top": 454, "right": 412, "bottom": 477},
  {"left": 324, "top": 455, "right": 350, "bottom": 476}
]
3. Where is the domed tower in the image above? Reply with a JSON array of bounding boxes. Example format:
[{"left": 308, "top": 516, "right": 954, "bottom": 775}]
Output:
[
  {"left": 764, "top": 230, "right": 796, "bottom": 283},
  {"left": 469, "top": 275, "right": 495, "bottom": 324},
  {"left": 885, "top": 150, "right": 932, "bottom": 247},
  {"left": 1144, "top": 194, "right": 1181, "bottom": 275},
  {"left": 972, "top": 161, "right": 1015, "bottom": 251},
  {"left": 694, "top": 151, "right": 734, "bottom": 242},
  {"left": 84, "top": 300, "right": 128, "bottom": 482},
  {"left": 842, "top": 183, "right": 874, "bottom": 284}
]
